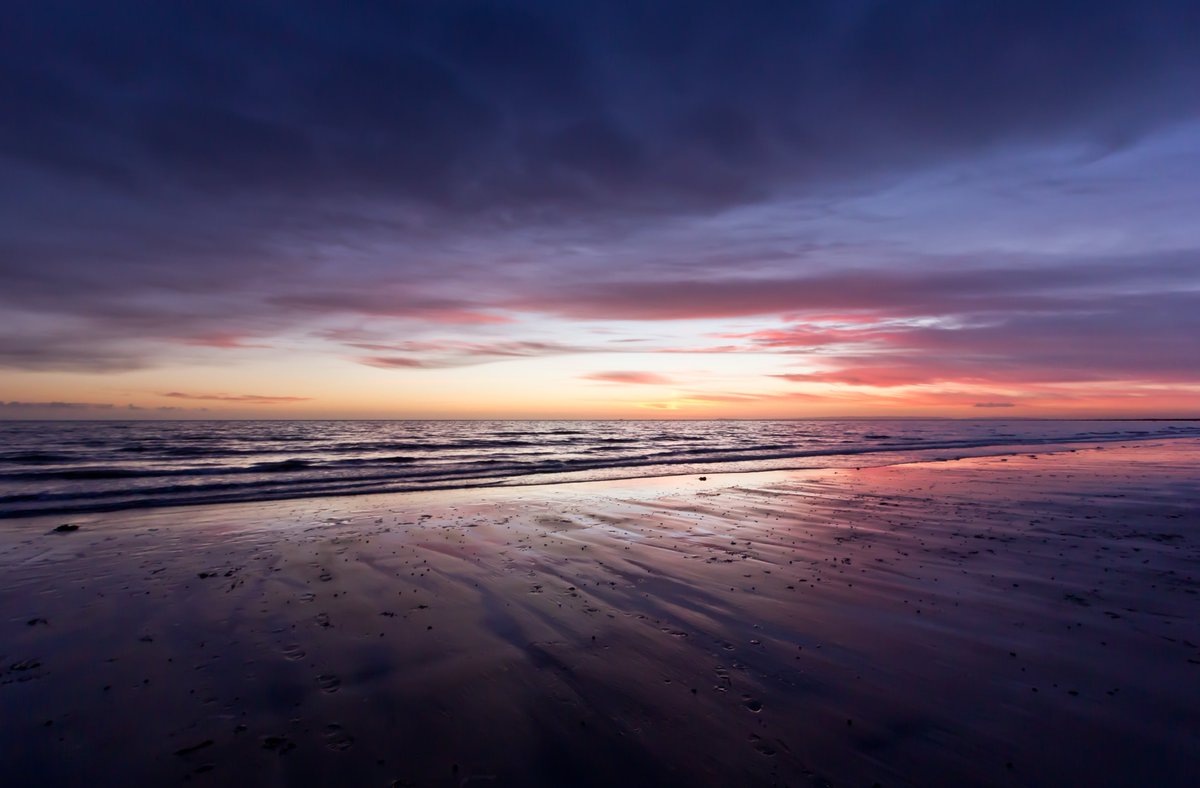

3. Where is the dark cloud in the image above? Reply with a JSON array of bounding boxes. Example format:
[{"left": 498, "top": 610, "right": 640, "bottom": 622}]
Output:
[{"left": 6, "top": 1, "right": 1195, "bottom": 208}]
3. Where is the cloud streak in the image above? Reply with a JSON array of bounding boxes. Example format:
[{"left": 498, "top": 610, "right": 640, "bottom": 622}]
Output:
[
  {"left": 0, "top": 401, "right": 115, "bottom": 410},
  {"left": 356, "top": 340, "right": 595, "bottom": 370},
  {"left": 582, "top": 371, "right": 674, "bottom": 385},
  {"left": 161, "top": 392, "right": 311, "bottom": 404}
]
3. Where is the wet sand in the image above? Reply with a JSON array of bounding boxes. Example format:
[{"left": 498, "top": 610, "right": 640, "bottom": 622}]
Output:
[{"left": 2, "top": 439, "right": 1198, "bottom": 787}]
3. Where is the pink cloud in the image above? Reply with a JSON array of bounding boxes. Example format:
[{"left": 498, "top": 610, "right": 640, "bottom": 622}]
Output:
[
  {"left": 682, "top": 390, "right": 833, "bottom": 403},
  {"left": 424, "top": 310, "right": 515, "bottom": 325},
  {"left": 724, "top": 323, "right": 893, "bottom": 349},
  {"left": 772, "top": 367, "right": 946, "bottom": 387},
  {"left": 176, "top": 333, "right": 272, "bottom": 349},
  {"left": 359, "top": 356, "right": 436, "bottom": 369},
  {"left": 657, "top": 344, "right": 747, "bottom": 354},
  {"left": 582, "top": 371, "right": 674, "bottom": 385}
]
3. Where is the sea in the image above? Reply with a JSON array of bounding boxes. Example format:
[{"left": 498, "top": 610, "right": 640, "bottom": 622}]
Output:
[{"left": 1, "top": 419, "right": 1196, "bottom": 518}]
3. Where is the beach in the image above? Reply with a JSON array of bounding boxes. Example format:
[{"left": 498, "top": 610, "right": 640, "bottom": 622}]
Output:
[{"left": 2, "top": 438, "right": 1198, "bottom": 787}]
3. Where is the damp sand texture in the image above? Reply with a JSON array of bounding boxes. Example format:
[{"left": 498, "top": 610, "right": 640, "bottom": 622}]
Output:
[{"left": 2, "top": 440, "right": 1199, "bottom": 787}]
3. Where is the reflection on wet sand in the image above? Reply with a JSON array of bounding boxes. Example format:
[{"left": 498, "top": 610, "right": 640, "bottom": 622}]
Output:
[{"left": 2, "top": 440, "right": 1198, "bottom": 787}]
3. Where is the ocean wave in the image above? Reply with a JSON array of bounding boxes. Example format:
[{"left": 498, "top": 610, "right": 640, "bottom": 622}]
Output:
[
  {"left": 0, "top": 452, "right": 77, "bottom": 464},
  {"left": 1, "top": 420, "right": 1197, "bottom": 518}
]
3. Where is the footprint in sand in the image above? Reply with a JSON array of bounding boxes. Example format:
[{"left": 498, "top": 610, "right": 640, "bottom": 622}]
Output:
[
  {"left": 281, "top": 644, "right": 306, "bottom": 661},
  {"left": 317, "top": 673, "right": 341, "bottom": 693},
  {"left": 324, "top": 723, "right": 355, "bottom": 751},
  {"left": 713, "top": 666, "right": 732, "bottom": 691},
  {"left": 748, "top": 734, "right": 777, "bottom": 756}
]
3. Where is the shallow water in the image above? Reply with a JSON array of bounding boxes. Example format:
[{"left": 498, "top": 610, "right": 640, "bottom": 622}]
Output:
[{"left": 1, "top": 419, "right": 1197, "bottom": 516}]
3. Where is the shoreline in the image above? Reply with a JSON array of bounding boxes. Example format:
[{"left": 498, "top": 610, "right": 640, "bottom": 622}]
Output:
[
  {"left": 3, "top": 434, "right": 1192, "bottom": 522},
  {"left": 4, "top": 416, "right": 1199, "bottom": 422},
  {"left": 2, "top": 439, "right": 1198, "bottom": 786}
]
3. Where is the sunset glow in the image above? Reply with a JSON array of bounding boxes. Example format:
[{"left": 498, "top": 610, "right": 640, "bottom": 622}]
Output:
[{"left": 3, "top": 3, "right": 1198, "bottom": 419}]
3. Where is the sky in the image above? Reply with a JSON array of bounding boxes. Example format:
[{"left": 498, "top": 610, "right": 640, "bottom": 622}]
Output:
[{"left": 2, "top": 1, "right": 1198, "bottom": 419}]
